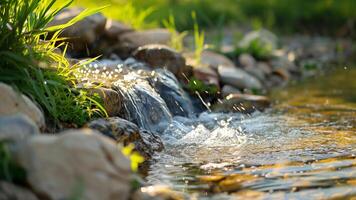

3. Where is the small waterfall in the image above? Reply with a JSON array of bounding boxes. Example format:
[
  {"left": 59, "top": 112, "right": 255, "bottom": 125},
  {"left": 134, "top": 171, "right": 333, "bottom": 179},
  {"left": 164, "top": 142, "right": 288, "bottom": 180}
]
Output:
[
  {"left": 113, "top": 72, "right": 173, "bottom": 132},
  {"left": 78, "top": 59, "right": 196, "bottom": 133}
]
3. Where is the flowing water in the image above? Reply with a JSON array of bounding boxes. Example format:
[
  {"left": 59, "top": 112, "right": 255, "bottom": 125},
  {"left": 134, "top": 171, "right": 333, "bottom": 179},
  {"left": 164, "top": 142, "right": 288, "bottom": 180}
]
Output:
[
  {"left": 79, "top": 60, "right": 355, "bottom": 199},
  {"left": 145, "top": 67, "right": 356, "bottom": 199}
]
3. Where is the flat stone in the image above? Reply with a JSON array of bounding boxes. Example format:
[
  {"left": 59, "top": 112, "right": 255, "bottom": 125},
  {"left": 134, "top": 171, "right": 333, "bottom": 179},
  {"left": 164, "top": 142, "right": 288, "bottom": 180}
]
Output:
[
  {"left": 218, "top": 66, "right": 262, "bottom": 90},
  {"left": 221, "top": 85, "right": 241, "bottom": 97}
]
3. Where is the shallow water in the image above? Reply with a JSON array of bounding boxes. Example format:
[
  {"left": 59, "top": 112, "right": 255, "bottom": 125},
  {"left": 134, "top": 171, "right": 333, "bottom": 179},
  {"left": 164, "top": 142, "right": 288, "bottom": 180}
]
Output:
[{"left": 146, "top": 67, "right": 356, "bottom": 199}]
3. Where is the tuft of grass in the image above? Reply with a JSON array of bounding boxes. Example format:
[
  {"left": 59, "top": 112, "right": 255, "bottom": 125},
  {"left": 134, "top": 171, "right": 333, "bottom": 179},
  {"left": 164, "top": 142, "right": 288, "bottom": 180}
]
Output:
[
  {"left": 0, "top": 0, "right": 107, "bottom": 127},
  {"left": 162, "top": 14, "right": 187, "bottom": 52},
  {"left": 192, "top": 11, "right": 205, "bottom": 65}
]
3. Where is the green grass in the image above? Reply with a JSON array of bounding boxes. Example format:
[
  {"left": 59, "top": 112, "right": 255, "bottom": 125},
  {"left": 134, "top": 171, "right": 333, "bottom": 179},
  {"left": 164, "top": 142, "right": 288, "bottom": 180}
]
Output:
[{"left": 0, "top": 0, "right": 107, "bottom": 127}]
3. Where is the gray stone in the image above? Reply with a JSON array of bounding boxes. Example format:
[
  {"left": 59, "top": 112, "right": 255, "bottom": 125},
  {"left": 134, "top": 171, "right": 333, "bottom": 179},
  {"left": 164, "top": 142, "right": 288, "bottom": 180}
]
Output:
[
  {"left": 0, "top": 114, "right": 39, "bottom": 142},
  {"left": 238, "top": 53, "right": 256, "bottom": 68},
  {"left": 218, "top": 66, "right": 262, "bottom": 90},
  {"left": 87, "top": 117, "right": 163, "bottom": 159},
  {"left": 15, "top": 129, "right": 132, "bottom": 200},
  {"left": 0, "top": 83, "right": 45, "bottom": 130},
  {"left": 119, "top": 29, "right": 172, "bottom": 51}
]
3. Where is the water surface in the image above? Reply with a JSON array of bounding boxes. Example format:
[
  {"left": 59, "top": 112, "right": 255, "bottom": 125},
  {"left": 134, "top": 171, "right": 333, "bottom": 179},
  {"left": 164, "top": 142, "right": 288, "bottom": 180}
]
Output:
[{"left": 146, "top": 67, "right": 356, "bottom": 199}]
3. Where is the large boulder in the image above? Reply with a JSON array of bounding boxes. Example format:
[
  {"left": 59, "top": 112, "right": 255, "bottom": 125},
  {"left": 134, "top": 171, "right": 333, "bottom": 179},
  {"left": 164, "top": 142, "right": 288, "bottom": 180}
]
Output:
[
  {"left": 15, "top": 129, "right": 132, "bottom": 200},
  {"left": 47, "top": 7, "right": 107, "bottom": 55},
  {"left": 0, "top": 181, "right": 39, "bottom": 200},
  {"left": 0, "top": 83, "right": 45, "bottom": 129},
  {"left": 87, "top": 117, "right": 164, "bottom": 159},
  {"left": 217, "top": 66, "right": 262, "bottom": 90},
  {"left": 212, "top": 94, "right": 271, "bottom": 114},
  {"left": 133, "top": 44, "right": 187, "bottom": 76}
]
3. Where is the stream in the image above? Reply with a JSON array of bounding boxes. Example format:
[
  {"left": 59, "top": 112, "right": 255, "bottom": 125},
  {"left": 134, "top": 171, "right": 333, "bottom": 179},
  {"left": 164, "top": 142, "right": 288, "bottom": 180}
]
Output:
[{"left": 144, "top": 66, "right": 356, "bottom": 199}]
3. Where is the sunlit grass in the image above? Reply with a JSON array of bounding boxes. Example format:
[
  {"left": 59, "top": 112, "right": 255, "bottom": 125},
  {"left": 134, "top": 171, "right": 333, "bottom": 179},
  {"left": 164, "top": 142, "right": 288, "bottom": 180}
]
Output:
[{"left": 0, "top": 0, "right": 107, "bottom": 127}]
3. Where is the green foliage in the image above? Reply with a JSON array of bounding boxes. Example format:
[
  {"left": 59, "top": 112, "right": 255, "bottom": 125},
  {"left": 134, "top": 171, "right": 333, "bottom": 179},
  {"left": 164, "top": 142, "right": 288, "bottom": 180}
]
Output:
[
  {"left": 0, "top": 142, "right": 26, "bottom": 183},
  {"left": 186, "top": 77, "right": 218, "bottom": 96},
  {"left": 0, "top": 0, "right": 107, "bottom": 126},
  {"left": 192, "top": 11, "right": 205, "bottom": 65},
  {"left": 234, "top": 38, "right": 274, "bottom": 60},
  {"left": 162, "top": 14, "right": 187, "bottom": 52}
]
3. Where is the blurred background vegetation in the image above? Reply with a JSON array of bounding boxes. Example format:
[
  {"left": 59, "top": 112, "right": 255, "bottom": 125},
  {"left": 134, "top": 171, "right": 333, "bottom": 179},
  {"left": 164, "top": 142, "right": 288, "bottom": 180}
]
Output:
[{"left": 62, "top": 0, "right": 356, "bottom": 37}]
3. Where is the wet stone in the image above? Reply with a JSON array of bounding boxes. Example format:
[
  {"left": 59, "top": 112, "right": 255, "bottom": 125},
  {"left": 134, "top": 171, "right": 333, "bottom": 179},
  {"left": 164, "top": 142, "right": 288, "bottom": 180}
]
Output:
[{"left": 87, "top": 117, "right": 164, "bottom": 159}]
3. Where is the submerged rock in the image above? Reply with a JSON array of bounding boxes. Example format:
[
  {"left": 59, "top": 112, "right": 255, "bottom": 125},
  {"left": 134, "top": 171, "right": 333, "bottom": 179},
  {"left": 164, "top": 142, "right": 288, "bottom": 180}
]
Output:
[
  {"left": 212, "top": 94, "right": 270, "bottom": 113},
  {"left": 218, "top": 66, "right": 262, "bottom": 90},
  {"left": 87, "top": 117, "right": 163, "bottom": 159},
  {"left": 0, "top": 83, "right": 45, "bottom": 130},
  {"left": 133, "top": 44, "right": 187, "bottom": 76},
  {"left": 15, "top": 129, "right": 132, "bottom": 200}
]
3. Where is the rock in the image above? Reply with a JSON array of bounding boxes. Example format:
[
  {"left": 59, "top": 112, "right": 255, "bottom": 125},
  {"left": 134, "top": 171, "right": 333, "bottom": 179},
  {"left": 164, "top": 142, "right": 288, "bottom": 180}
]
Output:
[
  {"left": 0, "top": 83, "right": 45, "bottom": 129},
  {"left": 270, "top": 56, "right": 298, "bottom": 72},
  {"left": 244, "top": 66, "right": 266, "bottom": 81},
  {"left": 15, "top": 129, "right": 132, "bottom": 200},
  {"left": 238, "top": 53, "right": 256, "bottom": 68},
  {"left": 119, "top": 29, "right": 171, "bottom": 52},
  {"left": 0, "top": 181, "right": 39, "bottom": 200},
  {"left": 133, "top": 44, "right": 186, "bottom": 76},
  {"left": 217, "top": 66, "right": 262, "bottom": 90},
  {"left": 87, "top": 117, "right": 163, "bottom": 159},
  {"left": 256, "top": 62, "right": 272, "bottom": 75},
  {"left": 192, "top": 66, "right": 220, "bottom": 88},
  {"left": 47, "top": 7, "right": 106, "bottom": 55},
  {"left": 104, "top": 19, "right": 133, "bottom": 40},
  {"left": 0, "top": 114, "right": 39, "bottom": 142},
  {"left": 221, "top": 85, "right": 241, "bottom": 97},
  {"left": 89, "top": 88, "right": 122, "bottom": 117},
  {"left": 272, "top": 68, "right": 290, "bottom": 81},
  {"left": 212, "top": 94, "right": 270, "bottom": 113},
  {"left": 185, "top": 50, "right": 236, "bottom": 69}
]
